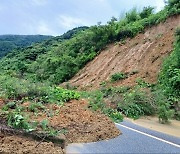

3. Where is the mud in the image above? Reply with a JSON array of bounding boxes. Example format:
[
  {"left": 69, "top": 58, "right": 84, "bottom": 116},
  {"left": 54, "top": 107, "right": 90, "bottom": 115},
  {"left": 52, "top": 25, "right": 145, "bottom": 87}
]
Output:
[
  {"left": 0, "top": 99, "right": 120, "bottom": 153},
  {"left": 0, "top": 133, "right": 64, "bottom": 154},
  {"left": 68, "top": 15, "right": 180, "bottom": 90}
]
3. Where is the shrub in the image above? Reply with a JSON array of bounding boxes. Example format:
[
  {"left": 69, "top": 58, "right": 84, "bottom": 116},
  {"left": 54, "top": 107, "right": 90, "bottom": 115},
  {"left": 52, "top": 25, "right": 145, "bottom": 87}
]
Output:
[
  {"left": 50, "top": 87, "right": 80, "bottom": 103},
  {"left": 118, "top": 87, "right": 156, "bottom": 119},
  {"left": 103, "top": 108, "right": 123, "bottom": 122},
  {"left": 81, "top": 90, "right": 123, "bottom": 122},
  {"left": 0, "top": 74, "right": 50, "bottom": 101},
  {"left": 152, "top": 89, "right": 175, "bottom": 123},
  {"left": 136, "top": 78, "right": 151, "bottom": 88},
  {"left": 6, "top": 110, "right": 35, "bottom": 132},
  {"left": 122, "top": 104, "right": 144, "bottom": 119},
  {"left": 139, "top": 6, "right": 154, "bottom": 19},
  {"left": 86, "top": 90, "right": 105, "bottom": 111},
  {"left": 2, "top": 101, "right": 17, "bottom": 110},
  {"left": 110, "top": 72, "right": 127, "bottom": 82},
  {"left": 125, "top": 8, "right": 140, "bottom": 23},
  {"left": 28, "top": 102, "right": 45, "bottom": 112},
  {"left": 159, "top": 28, "right": 180, "bottom": 99},
  {"left": 158, "top": 103, "right": 174, "bottom": 123}
]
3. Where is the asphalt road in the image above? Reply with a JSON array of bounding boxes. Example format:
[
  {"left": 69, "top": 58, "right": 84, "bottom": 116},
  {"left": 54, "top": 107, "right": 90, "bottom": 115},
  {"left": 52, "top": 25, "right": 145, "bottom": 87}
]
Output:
[{"left": 66, "top": 120, "right": 180, "bottom": 153}]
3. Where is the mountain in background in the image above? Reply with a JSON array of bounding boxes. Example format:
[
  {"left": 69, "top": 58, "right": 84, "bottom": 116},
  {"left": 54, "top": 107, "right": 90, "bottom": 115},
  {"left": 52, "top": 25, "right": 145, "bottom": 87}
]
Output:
[
  {"left": 0, "top": 35, "right": 53, "bottom": 58},
  {"left": 0, "top": 26, "right": 89, "bottom": 58}
]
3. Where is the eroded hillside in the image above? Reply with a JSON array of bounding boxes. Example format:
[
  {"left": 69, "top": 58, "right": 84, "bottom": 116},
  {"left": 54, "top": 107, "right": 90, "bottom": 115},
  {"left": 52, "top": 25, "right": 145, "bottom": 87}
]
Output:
[{"left": 68, "top": 15, "right": 180, "bottom": 89}]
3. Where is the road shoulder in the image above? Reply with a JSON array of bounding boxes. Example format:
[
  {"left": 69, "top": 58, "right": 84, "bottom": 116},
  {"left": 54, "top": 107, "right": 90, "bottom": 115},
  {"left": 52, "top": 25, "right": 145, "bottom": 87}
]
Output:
[{"left": 125, "top": 116, "right": 180, "bottom": 137}]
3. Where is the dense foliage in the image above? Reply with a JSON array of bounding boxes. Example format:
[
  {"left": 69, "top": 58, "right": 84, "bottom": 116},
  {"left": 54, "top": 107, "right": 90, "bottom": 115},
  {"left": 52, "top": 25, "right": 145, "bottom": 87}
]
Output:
[
  {"left": 159, "top": 27, "right": 180, "bottom": 99},
  {"left": 0, "top": 35, "right": 53, "bottom": 58},
  {"left": 158, "top": 27, "right": 180, "bottom": 121}
]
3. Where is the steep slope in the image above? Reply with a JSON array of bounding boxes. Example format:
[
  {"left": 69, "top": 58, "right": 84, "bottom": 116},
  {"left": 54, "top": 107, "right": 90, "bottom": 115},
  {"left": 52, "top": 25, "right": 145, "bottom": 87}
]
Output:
[{"left": 68, "top": 15, "right": 180, "bottom": 89}]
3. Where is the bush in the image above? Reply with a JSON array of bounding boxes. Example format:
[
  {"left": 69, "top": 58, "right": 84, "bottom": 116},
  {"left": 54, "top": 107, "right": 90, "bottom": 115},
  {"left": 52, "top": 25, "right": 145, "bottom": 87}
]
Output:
[
  {"left": 81, "top": 90, "right": 123, "bottom": 122},
  {"left": 0, "top": 75, "right": 50, "bottom": 102},
  {"left": 122, "top": 104, "right": 144, "bottom": 119},
  {"left": 139, "top": 6, "right": 154, "bottom": 19},
  {"left": 50, "top": 87, "right": 80, "bottom": 103},
  {"left": 159, "top": 28, "right": 180, "bottom": 99},
  {"left": 28, "top": 102, "right": 45, "bottom": 112},
  {"left": 125, "top": 8, "right": 140, "bottom": 23},
  {"left": 118, "top": 88, "right": 156, "bottom": 119},
  {"left": 166, "top": 0, "right": 180, "bottom": 16},
  {"left": 6, "top": 110, "right": 35, "bottom": 132},
  {"left": 103, "top": 108, "right": 123, "bottom": 122},
  {"left": 111, "top": 72, "right": 127, "bottom": 82},
  {"left": 136, "top": 78, "right": 152, "bottom": 88},
  {"left": 158, "top": 103, "right": 174, "bottom": 123},
  {"left": 152, "top": 89, "right": 175, "bottom": 123}
]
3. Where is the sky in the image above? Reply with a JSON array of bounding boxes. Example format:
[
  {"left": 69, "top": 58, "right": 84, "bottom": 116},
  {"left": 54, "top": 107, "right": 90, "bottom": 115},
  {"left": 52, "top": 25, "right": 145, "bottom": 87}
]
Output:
[{"left": 0, "top": 0, "right": 165, "bottom": 36}]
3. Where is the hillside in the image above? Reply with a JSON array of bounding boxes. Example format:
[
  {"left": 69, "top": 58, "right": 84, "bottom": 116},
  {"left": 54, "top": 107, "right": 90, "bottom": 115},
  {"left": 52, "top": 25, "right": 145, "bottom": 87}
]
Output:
[
  {"left": 0, "top": 35, "right": 53, "bottom": 58},
  {"left": 1, "top": 4, "right": 179, "bottom": 84},
  {"left": 0, "top": 1, "right": 179, "bottom": 153},
  {"left": 68, "top": 15, "right": 180, "bottom": 89}
]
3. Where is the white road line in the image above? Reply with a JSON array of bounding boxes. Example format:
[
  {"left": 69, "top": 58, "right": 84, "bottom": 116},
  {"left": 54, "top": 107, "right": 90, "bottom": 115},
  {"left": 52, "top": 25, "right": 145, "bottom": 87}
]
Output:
[{"left": 115, "top": 123, "right": 180, "bottom": 148}]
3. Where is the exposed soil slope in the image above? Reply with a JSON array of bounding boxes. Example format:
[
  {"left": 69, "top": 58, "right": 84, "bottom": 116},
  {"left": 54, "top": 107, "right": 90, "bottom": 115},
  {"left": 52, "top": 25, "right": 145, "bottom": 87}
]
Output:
[
  {"left": 68, "top": 15, "right": 180, "bottom": 89},
  {"left": 0, "top": 99, "right": 120, "bottom": 153}
]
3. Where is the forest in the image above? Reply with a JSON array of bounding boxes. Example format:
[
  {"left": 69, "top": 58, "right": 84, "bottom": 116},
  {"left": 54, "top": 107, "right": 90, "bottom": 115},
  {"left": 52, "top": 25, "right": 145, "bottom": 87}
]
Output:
[{"left": 0, "top": 35, "right": 53, "bottom": 58}]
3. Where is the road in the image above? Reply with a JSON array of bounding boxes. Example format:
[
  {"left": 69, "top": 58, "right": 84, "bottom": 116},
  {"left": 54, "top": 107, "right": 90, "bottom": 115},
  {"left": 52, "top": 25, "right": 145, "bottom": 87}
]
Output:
[{"left": 66, "top": 120, "right": 180, "bottom": 153}]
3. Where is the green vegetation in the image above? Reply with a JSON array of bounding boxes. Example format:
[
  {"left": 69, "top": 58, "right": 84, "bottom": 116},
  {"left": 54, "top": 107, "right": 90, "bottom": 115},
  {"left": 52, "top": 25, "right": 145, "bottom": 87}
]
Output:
[
  {"left": 110, "top": 72, "right": 127, "bottom": 82},
  {"left": 0, "top": 35, "right": 53, "bottom": 58},
  {"left": 0, "top": 85, "right": 80, "bottom": 134},
  {"left": 0, "top": 0, "right": 179, "bottom": 133},
  {"left": 0, "top": 1, "right": 179, "bottom": 85},
  {"left": 118, "top": 87, "right": 156, "bottom": 119},
  {"left": 158, "top": 27, "right": 180, "bottom": 121},
  {"left": 50, "top": 87, "right": 80, "bottom": 104},
  {"left": 159, "top": 27, "right": 180, "bottom": 99},
  {"left": 81, "top": 90, "right": 123, "bottom": 122}
]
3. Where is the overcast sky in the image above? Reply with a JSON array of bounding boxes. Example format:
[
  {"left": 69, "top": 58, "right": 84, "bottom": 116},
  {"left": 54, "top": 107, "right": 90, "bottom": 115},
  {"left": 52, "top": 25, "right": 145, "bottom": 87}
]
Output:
[{"left": 0, "top": 0, "right": 165, "bottom": 36}]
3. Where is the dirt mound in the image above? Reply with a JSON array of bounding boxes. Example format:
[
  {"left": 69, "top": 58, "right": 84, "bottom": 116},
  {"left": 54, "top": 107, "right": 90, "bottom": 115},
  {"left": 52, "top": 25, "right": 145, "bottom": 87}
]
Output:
[
  {"left": 49, "top": 100, "right": 120, "bottom": 143},
  {"left": 31, "top": 99, "right": 120, "bottom": 143},
  {"left": 68, "top": 15, "right": 180, "bottom": 89},
  {"left": 0, "top": 133, "right": 64, "bottom": 154},
  {"left": 0, "top": 99, "right": 120, "bottom": 153}
]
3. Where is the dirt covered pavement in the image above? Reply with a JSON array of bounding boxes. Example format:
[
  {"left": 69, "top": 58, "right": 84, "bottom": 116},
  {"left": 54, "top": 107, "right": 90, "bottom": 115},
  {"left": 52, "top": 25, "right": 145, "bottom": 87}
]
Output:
[{"left": 0, "top": 99, "right": 121, "bottom": 153}]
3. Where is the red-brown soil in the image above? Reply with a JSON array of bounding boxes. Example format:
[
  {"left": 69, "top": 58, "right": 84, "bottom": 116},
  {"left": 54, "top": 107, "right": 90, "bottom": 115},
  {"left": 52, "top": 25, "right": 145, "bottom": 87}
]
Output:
[
  {"left": 68, "top": 15, "right": 180, "bottom": 90},
  {"left": 0, "top": 99, "right": 120, "bottom": 153},
  {"left": 32, "top": 99, "right": 121, "bottom": 143},
  {"left": 1, "top": 15, "right": 180, "bottom": 154},
  {"left": 0, "top": 134, "right": 64, "bottom": 154}
]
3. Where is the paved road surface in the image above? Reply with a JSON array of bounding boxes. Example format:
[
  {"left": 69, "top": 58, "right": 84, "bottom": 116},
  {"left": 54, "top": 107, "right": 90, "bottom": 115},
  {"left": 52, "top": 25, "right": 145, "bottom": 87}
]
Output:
[{"left": 66, "top": 120, "right": 180, "bottom": 153}]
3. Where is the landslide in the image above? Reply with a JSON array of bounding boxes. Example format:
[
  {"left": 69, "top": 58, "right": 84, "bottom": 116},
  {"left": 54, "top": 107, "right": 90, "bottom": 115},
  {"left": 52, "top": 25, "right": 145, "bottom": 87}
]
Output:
[
  {"left": 0, "top": 99, "right": 120, "bottom": 153},
  {"left": 68, "top": 15, "right": 180, "bottom": 89}
]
